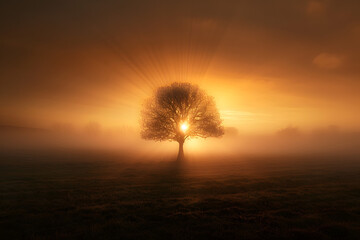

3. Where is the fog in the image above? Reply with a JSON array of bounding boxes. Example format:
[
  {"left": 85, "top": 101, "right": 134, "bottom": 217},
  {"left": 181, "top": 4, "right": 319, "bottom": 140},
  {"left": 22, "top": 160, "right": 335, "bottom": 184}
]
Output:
[{"left": 1, "top": 124, "right": 359, "bottom": 159}]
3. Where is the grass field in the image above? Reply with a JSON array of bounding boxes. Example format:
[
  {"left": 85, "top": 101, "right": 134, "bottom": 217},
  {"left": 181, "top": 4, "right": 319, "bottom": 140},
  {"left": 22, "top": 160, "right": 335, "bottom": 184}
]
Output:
[{"left": 1, "top": 150, "right": 360, "bottom": 239}]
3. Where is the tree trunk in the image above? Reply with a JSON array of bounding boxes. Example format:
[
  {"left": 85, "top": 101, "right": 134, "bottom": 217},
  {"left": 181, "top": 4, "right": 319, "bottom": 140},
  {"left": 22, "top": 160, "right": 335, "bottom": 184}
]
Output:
[{"left": 177, "top": 140, "right": 184, "bottom": 160}]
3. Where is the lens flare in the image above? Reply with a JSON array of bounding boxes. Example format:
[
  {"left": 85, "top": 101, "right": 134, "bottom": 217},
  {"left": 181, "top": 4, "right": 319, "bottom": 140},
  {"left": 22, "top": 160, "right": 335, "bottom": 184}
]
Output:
[{"left": 180, "top": 123, "right": 188, "bottom": 133}]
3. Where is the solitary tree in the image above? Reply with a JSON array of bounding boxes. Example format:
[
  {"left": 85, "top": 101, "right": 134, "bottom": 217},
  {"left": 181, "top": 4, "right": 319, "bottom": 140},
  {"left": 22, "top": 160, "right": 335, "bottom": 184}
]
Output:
[{"left": 141, "top": 82, "right": 224, "bottom": 160}]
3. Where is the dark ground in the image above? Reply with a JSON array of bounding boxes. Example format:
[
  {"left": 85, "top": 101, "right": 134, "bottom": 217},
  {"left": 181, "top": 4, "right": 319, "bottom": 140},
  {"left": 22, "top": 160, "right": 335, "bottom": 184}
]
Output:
[{"left": 0, "top": 150, "right": 360, "bottom": 239}]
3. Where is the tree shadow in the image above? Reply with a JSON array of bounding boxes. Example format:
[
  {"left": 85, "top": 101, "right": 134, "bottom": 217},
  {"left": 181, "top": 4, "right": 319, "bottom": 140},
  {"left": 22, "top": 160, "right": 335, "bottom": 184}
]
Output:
[{"left": 143, "top": 157, "right": 191, "bottom": 200}]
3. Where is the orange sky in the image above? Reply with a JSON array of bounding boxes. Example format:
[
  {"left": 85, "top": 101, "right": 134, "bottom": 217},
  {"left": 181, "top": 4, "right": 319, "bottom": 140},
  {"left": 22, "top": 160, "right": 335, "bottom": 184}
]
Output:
[{"left": 1, "top": 0, "right": 360, "bottom": 134}]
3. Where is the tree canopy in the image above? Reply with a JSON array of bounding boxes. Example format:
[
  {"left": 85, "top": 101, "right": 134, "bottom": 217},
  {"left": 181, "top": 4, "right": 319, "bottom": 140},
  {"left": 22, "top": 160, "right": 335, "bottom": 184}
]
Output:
[{"left": 141, "top": 82, "right": 224, "bottom": 158}]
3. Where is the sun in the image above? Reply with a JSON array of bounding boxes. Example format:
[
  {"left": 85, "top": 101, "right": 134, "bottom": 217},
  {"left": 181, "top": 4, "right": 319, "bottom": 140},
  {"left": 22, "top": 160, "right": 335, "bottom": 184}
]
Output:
[{"left": 180, "top": 122, "right": 188, "bottom": 133}]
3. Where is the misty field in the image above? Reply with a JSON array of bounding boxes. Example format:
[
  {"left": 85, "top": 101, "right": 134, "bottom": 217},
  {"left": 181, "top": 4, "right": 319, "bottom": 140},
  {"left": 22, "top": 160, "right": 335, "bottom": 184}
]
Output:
[{"left": 1, "top": 150, "right": 360, "bottom": 240}]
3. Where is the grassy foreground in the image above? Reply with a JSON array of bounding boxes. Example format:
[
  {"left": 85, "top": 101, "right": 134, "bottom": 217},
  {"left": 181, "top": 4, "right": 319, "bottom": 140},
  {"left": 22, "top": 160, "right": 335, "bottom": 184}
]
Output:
[{"left": 1, "top": 150, "right": 360, "bottom": 239}]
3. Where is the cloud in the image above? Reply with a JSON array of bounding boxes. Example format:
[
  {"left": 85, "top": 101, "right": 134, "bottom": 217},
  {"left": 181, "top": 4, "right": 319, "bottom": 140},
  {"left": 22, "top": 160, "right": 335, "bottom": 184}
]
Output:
[
  {"left": 1, "top": 0, "right": 360, "bottom": 133},
  {"left": 306, "top": 1, "right": 326, "bottom": 16},
  {"left": 312, "top": 53, "right": 343, "bottom": 69}
]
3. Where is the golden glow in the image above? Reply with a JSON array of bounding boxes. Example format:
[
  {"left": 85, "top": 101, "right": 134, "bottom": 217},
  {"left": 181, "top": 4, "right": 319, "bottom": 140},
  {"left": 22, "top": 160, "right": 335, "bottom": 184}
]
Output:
[
  {"left": 2, "top": 1, "right": 360, "bottom": 159},
  {"left": 180, "top": 123, "right": 189, "bottom": 133}
]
